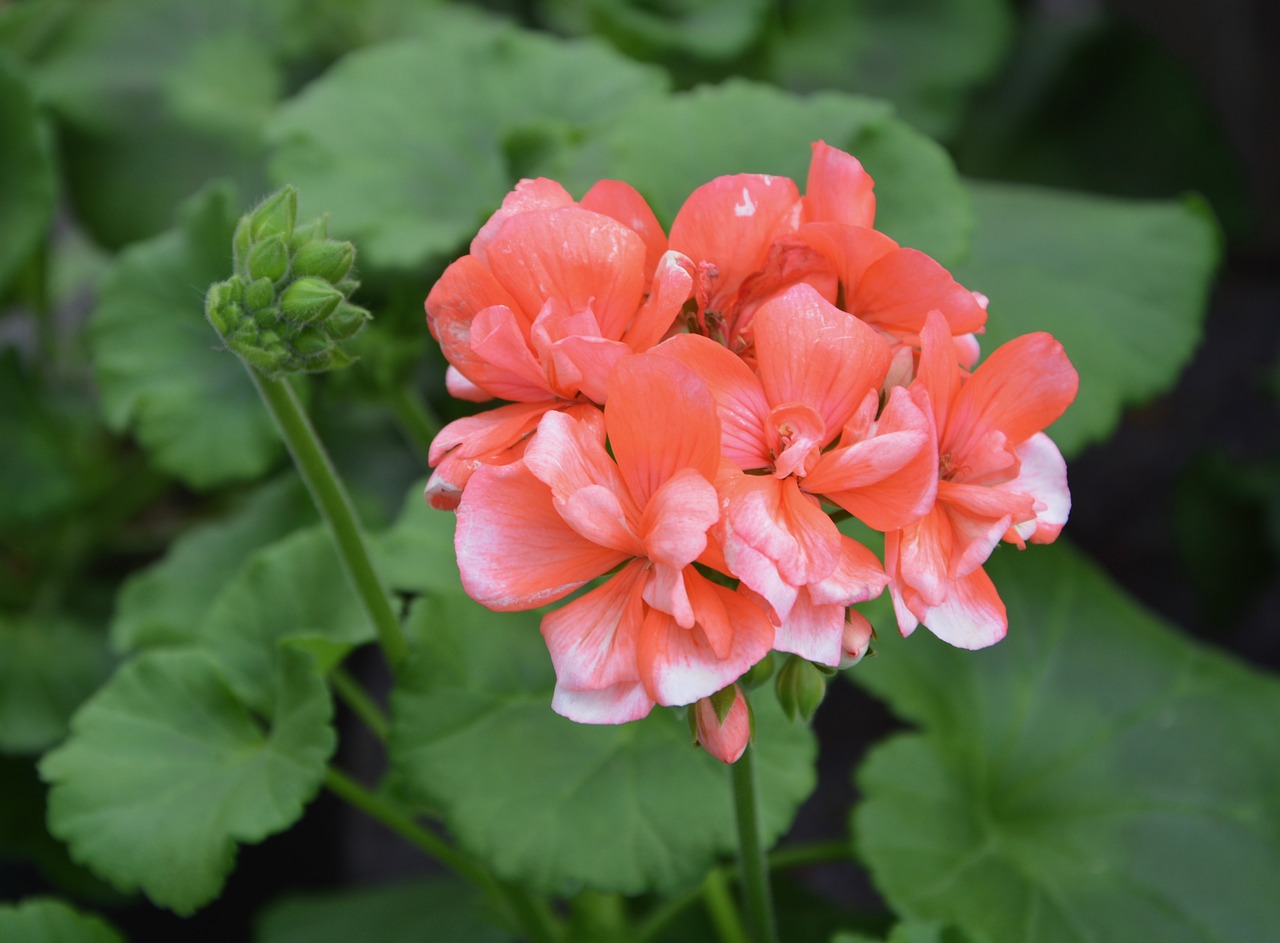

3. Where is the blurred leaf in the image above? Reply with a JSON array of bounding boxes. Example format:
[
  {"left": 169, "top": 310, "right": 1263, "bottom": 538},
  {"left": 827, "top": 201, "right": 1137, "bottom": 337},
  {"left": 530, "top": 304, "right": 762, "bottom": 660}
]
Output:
[
  {"left": 14, "top": 0, "right": 283, "bottom": 246},
  {"left": 0, "top": 898, "right": 124, "bottom": 943},
  {"left": 255, "top": 877, "right": 516, "bottom": 943},
  {"left": 41, "top": 649, "right": 334, "bottom": 914},
  {"left": 111, "top": 475, "right": 316, "bottom": 652},
  {"left": 371, "top": 480, "right": 468, "bottom": 600},
  {"left": 0, "top": 58, "right": 56, "bottom": 297},
  {"left": 771, "top": 0, "right": 1015, "bottom": 141},
  {"left": 951, "top": 182, "right": 1220, "bottom": 456},
  {"left": 86, "top": 182, "right": 284, "bottom": 489},
  {"left": 0, "top": 613, "right": 112, "bottom": 755},
  {"left": 832, "top": 920, "right": 981, "bottom": 943},
  {"left": 852, "top": 542, "right": 1280, "bottom": 943},
  {"left": 267, "top": 7, "right": 669, "bottom": 271},
  {"left": 389, "top": 591, "right": 816, "bottom": 895},
  {"left": 561, "top": 80, "right": 973, "bottom": 265}
]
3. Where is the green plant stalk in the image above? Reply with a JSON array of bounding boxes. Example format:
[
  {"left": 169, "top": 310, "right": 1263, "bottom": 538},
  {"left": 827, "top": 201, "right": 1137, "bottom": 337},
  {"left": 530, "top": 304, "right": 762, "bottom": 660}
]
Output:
[
  {"left": 732, "top": 744, "right": 778, "bottom": 943},
  {"left": 388, "top": 380, "right": 442, "bottom": 463},
  {"left": 324, "top": 768, "right": 562, "bottom": 943},
  {"left": 703, "top": 868, "right": 750, "bottom": 943},
  {"left": 248, "top": 369, "right": 410, "bottom": 672},
  {"left": 329, "top": 666, "right": 389, "bottom": 742}
]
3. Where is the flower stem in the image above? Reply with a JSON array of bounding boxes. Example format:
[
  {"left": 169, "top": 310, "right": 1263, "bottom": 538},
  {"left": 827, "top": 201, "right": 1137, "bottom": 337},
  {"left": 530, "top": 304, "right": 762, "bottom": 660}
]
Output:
[
  {"left": 702, "top": 867, "right": 750, "bottom": 943},
  {"left": 329, "top": 666, "right": 389, "bottom": 742},
  {"left": 248, "top": 369, "right": 410, "bottom": 673},
  {"left": 324, "top": 767, "right": 562, "bottom": 943},
  {"left": 732, "top": 743, "right": 778, "bottom": 943},
  {"left": 388, "top": 380, "right": 442, "bottom": 463}
]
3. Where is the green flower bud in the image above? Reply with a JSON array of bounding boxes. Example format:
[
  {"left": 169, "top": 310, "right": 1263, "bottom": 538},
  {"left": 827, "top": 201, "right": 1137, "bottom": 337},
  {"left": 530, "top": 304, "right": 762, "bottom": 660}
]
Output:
[
  {"left": 248, "top": 187, "right": 296, "bottom": 243},
  {"left": 245, "top": 277, "right": 276, "bottom": 311},
  {"left": 325, "top": 301, "right": 371, "bottom": 340},
  {"left": 775, "top": 655, "right": 828, "bottom": 723},
  {"left": 204, "top": 277, "right": 245, "bottom": 336},
  {"left": 207, "top": 300, "right": 244, "bottom": 338},
  {"left": 281, "top": 277, "right": 343, "bottom": 325},
  {"left": 232, "top": 217, "right": 253, "bottom": 276},
  {"left": 292, "top": 239, "right": 355, "bottom": 283},
  {"left": 247, "top": 234, "right": 290, "bottom": 283},
  {"left": 738, "top": 652, "right": 776, "bottom": 690},
  {"left": 292, "top": 326, "right": 331, "bottom": 357},
  {"left": 254, "top": 305, "right": 281, "bottom": 328},
  {"left": 289, "top": 214, "right": 329, "bottom": 249}
]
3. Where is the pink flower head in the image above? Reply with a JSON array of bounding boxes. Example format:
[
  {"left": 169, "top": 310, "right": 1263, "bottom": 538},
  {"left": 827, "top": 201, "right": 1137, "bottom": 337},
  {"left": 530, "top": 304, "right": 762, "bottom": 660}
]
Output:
[
  {"left": 454, "top": 352, "right": 773, "bottom": 724},
  {"left": 423, "top": 178, "right": 695, "bottom": 508},
  {"left": 886, "top": 310, "right": 1079, "bottom": 648}
]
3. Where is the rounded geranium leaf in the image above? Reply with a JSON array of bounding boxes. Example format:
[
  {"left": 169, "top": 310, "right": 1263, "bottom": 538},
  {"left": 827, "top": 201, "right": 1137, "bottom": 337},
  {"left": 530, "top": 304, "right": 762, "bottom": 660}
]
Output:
[
  {"left": 950, "top": 182, "right": 1220, "bottom": 456},
  {"left": 0, "top": 59, "right": 56, "bottom": 297},
  {"left": 388, "top": 593, "right": 816, "bottom": 895},
  {"left": 86, "top": 182, "right": 282, "bottom": 489},
  {"left": 0, "top": 898, "right": 124, "bottom": 943},
  {"left": 40, "top": 649, "right": 334, "bottom": 915},
  {"left": 852, "top": 543, "right": 1280, "bottom": 943}
]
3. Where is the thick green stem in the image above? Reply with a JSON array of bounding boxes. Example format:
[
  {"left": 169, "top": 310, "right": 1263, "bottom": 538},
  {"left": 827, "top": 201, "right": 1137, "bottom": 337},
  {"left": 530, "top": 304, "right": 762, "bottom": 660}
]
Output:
[
  {"left": 248, "top": 370, "right": 410, "bottom": 672},
  {"left": 324, "top": 768, "right": 562, "bottom": 943},
  {"left": 768, "top": 839, "right": 853, "bottom": 872},
  {"left": 329, "top": 666, "right": 389, "bottom": 742},
  {"left": 702, "top": 868, "right": 750, "bottom": 943},
  {"left": 732, "top": 744, "right": 778, "bottom": 943}
]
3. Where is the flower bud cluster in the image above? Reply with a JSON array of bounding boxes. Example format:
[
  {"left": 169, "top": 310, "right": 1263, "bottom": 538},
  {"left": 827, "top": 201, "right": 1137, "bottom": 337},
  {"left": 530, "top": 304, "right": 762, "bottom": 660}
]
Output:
[{"left": 205, "top": 187, "right": 370, "bottom": 375}]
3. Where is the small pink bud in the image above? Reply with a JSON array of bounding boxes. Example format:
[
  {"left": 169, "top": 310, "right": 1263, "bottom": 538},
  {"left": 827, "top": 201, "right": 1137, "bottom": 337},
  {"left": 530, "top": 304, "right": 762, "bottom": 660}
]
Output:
[
  {"left": 693, "top": 685, "right": 751, "bottom": 764},
  {"left": 839, "top": 612, "right": 875, "bottom": 669}
]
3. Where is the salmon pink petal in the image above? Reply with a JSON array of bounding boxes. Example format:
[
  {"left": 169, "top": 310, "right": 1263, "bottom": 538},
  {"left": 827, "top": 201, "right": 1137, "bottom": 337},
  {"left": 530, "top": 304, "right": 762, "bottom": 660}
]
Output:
[
  {"left": 804, "top": 141, "right": 876, "bottom": 228},
  {"left": 444, "top": 365, "right": 494, "bottom": 402},
  {"left": 547, "top": 335, "right": 631, "bottom": 404},
  {"left": 916, "top": 565, "right": 1007, "bottom": 650},
  {"left": 884, "top": 530, "right": 920, "bottom": 637},
  {"left": 623, "top": 251, "right": 696, "bottom": 353},
  {"left": 721, "top": 537, "right": 800, "bottom": 626},
  {"left": 455, "top": 462, "right": 626, "bottom": 610},
  {"left": 774, "top": 589, "right": 847, "bottom": 666},
  {"left": 560, "top": 485, "right": 644, "bottom": 556},
  {"left": 640, "top": 468, "right": 720, "bottom": 570},
  {"left": 653, "top": 333, "right": 771, "bottom": 470},
  {"left": 426, "top": 255, "right": 522, "bottom": 381},
  {"left": 797, "top": 223, "right": 898, "bottom": 298},
  {"left": 721, "top": 473, "right": 841, "bottom": 588},
  {"left": 524, "top": 408, "right": 631, "bottom": 509},
  {"left": 428, "top": 400, "right": 554, "bottom": 467},
  {"left": 915, "top": 310, "right": 963, "bottom": 437},
  {"left": 999, "top": 432, "right": 1071, "bottom": 545},
  {"left": 636, "top": 571, "right": 774, "bottom": 706},
  {"left": 470, "top": 305, "right": 557, "bottom": 401},
  {"left": 607, "top": 354, "right": 721, "bottom": 508},
  {"left": 894, "top": 507, "right": 953, "bottom": 608},
  {"left": 471, "top": 177, "right": 576, "bottom": 263},
  {"left": 809, "top": 535, "right": 888, "bottom": 607},
  {"left": 752, "top": 284, "right": 891, "bottom": 438},
  {"left": 669, "top": 173, "right": 801, "bottom": 311},
  {"left": 485, "top": 207, "right": 646, "bottom": 342},
  {"left": 581, "top": 179, "right": 668, "bottom": 281},
  {"left": 805, "top": 386, "right": 937, "bottom": 532},
  {"left": 948, "top": 331, "right": 1079, "bottom": 453},
  {"left": 853, "top": 248, "right": 988, "bottom": 337}
]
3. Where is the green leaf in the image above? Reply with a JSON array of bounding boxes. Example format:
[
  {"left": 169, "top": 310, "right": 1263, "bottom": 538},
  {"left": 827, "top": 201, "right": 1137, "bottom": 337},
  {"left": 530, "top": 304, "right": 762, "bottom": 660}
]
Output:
[
  {"left": 0, "top": 58, "right": 56, "bottom": 297},
  {"left": 389, "top": 592, "right": 816, "bottom": 895},
  {"left": 267, "top": 9, "right": 669, "bottom": 271},
  {"left": 371, "top": 480, "right": 467, "bottom": 600},
  {"left": 585, "top": 0, "right": 772, "bottom": 64},
  {"left": 771, "top": 0, "right": 1015, "bottom": 141},
  {"left": 255, "top": 877, "right": 516, "bottom": 943},
  {"left": 196, "top": 526, "right": 374, "bottom": 711},
  {"left": 111, "top": 475, "right": 316, "bottom": 652},
  {"left": 852, "top": 542, "right": 1280, "bottom": 943},
  {"left": 0, "top": 898, "right": 124, "bottom": 943},
  {"left": 562, "top": 80, "right": 972, "bottom": 265},
  {"left": 0, "top": 614, "right": 113, "bottom": 755},
  {"left": 86, "top": 181, "right": 283, "bottom": 489},
  {"left": 832, "top": 920, "right": 981, "bottom": 943},
  {"left": 41, "top": 648, "right": 335, "bottom": 914},
  {"left": 951, "top": 182, "right": 1221, "bottom": 456}
]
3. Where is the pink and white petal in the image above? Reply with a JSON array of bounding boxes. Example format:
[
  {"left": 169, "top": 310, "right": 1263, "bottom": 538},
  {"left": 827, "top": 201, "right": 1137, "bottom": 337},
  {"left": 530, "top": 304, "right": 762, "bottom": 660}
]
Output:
[
  {"left": 425, "top": 255, "right": 524, "bottom": 379},
  {"left": 804, "top": 141, "right": 876, "bottom": 228},
  {"left": 548, "top": 335, "right": 632, "bottom": 404},
  {"left": 914, "top": 310, "right": 963, "bottom": 439},
  {"left": 470, "top": 178, "right": 576, "bottom": 263},
  {"left": 884, "top": 530, "right": 921, "bottom": 637},
  {"left": 722, "top": 473, "right": 841, "bottom": 588},
  {"left": 999, "top": 431, "right": 1071, "bottom": 544},
  {"left": 559, "top": 484, "right": 644, "bottom": 556},
  {"left": 718, "top": 527, "right": 800, "bottom": 625},
  {"left": 485, "top": 207, "right": 647, "bottom": 344},
  {"left": 551, "top": 682, "right": 654, "bottom": 725},
  {"left": 854, "top": 248, "right": 989, "bottom": 337},
  {"left": 523, "top": 408, "right": 631, "bottom": 509},
  {"left": 839, "top": 611, "right": 875, "bottom": 669},
  {"left": 916, "top": 565, "right": 1007, "bottom": 650},
  {"left": 893, "top": 508, "right": 953, "bottom": 608},
  {"left": 444, "top": 365, "right": 495, "bottom": 402},
  {"left": 541, "top": 561, "right": 647, "bottom": 691},
  {"left": 623, "top": 251, "right": 696, "bottom": 353},
  {"left": 455, "top": 462, "right": 626, "bottom": 610},
  {"left": 470, "top": 305, "right": 558, "bottom": 401},
  {"left": 752, "top": 284, "right": 891, "bottom": 437},
  {"left": 428, "top": 400, "right": 554, "bottom": 467},
  {"left": 808, "top": 535, "right": 889, "bottom": 607},
  {"left": 640, "top": 468, "right": 720, "bottom": 570},
  {"left": 642, "top": 561, "right": 696, "bottom": 629},
  {"left": 606, "top": 354, "right": 721, "bottom": 508},
  {"left": 580, "top": 179, "right": 669, "bottom": 281},
  {"left": 653, "top": 333, "right": 772, "bottom": 470},
  {"left": 637, "top": 576, "right": 774, "bottom": 706},
  {"left": 773, "top": 589, "right": 847, "bottom": 666}
]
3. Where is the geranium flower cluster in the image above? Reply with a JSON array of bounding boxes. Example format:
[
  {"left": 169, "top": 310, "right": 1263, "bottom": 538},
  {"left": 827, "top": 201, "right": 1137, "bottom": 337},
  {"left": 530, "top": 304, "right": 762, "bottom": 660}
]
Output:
[{"left": 424, "top": 142, "right": 1078, "bottom": 762}]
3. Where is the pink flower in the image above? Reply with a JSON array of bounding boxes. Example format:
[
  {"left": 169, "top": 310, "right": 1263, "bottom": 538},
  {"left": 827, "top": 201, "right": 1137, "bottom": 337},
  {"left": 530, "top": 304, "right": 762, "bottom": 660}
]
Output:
[
  {"left": 885, "top": 311, "right": 1079, "bottom": 647},
  {"left": 454, "top": 353, "right": 773, "bottom": 723},
  {"left": 658, "top": 283, "right": 935, "bottom": 666},
  {"left": 424, "top": 179, "right": 694, "bottom": 507}
]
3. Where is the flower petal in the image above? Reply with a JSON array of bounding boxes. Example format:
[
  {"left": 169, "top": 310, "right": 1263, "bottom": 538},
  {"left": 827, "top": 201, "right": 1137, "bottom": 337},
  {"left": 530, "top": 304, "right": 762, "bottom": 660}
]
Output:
[
  {"left": 720, "top": 473, "right": 841, "bottom": 588},
  {"left": 804, "top": 140, "right": 875, "bottom": 228},
  {"left": 915, "top": 564, "right": 1007, "bottom": 650},
  {"left": 853, "top": 248, "right": 988, "bottom": 337},
  {"left": 1000, "top": 431, "right": 1071, "bottom": 545},
  {"left": 580, "top": 179, "right": 668, "bottom": 284},
  {"left": 471, "top": 177, "right": 576, "bottom": 263}
]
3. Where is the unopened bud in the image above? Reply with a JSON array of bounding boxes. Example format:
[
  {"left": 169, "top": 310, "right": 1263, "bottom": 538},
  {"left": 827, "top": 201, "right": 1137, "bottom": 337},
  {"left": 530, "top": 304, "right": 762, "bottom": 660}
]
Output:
[
  {"left": 326, "top": 301, "right": 371, "bottom": 340},
  {"left": 253, "top": 305, "right": 281, "bottom": 328},
  {"left": 293, "top": 239, "right": 354, "bottom": 283},
  {"left": 775, "top": 655, "right": 828, "bottom": 722},
  {"left": 289, "top": 214, "right": 329, "bottom": 249},
  {"left": 245, "top": 277, "right": 276, "bottom": 312},
  {"left": 247, "top": 234, "right": 289, "bottom": 283},
  {"left": 292, "top": 326, "right": 330, "bottom": 357},
  {"left": 281, "top": 277, "right": 343, "bottom": 325},
  {"left": 738, "top": 652, "right": 776, "bottom": 690},
  {"left": 204, "top": 278, "right": 245, "bottom": 336},
  {"left": 248, "top": 187, "right": 296, "bottom": 242},
  {"left": 692, "top": 684, "right": 751, "bottom": 764},
  {"left": 839, "top": 612, "right": 875, "bottom": 669}
]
